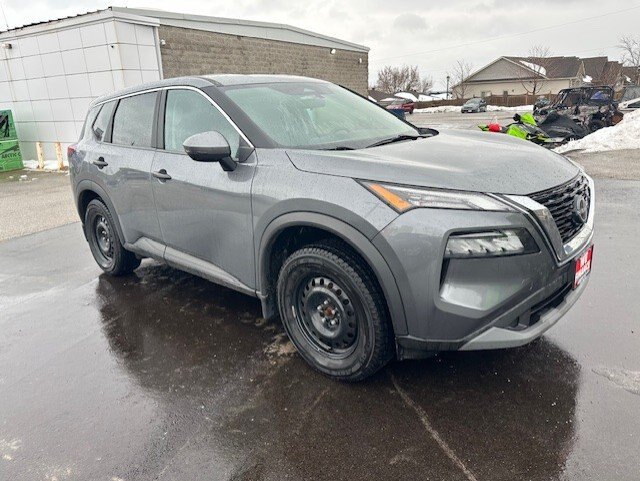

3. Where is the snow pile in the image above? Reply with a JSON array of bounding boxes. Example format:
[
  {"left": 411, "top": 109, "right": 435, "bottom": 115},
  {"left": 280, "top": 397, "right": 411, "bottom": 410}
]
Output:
[
  {"left": 414, "top": 105, "right": 462, "bottom": 113},
  {"left": 487, "top": 104, "right": 533, "bottom": 112},
  {"left": 22, "top": 159, "right": 68, "bottom": 171},
  {"left": 415, "top": 104, "right": 533, "bottom": 114},
  {"left": 395, "top": 92, "right": 418, "bottom": 102},
  {"left": 555, "top": 109, "right": 640, "bottom": 153}
]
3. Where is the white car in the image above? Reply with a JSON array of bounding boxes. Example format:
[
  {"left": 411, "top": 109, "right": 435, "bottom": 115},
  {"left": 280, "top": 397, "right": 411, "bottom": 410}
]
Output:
[{"left": 619, "top": 86, "right": 640, "bottom": 112}]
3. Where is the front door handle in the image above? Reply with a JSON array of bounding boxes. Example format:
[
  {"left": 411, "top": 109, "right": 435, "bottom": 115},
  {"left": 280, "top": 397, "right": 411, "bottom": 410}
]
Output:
[
  {"left": 152, "top": 169, "right": 172, "bottom": 181},
  {"left": 92, "top": 157, "right": 108, "bottom": 169}
]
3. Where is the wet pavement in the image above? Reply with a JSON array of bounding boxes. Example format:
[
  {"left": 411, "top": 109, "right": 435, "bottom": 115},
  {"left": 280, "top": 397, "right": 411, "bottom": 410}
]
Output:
[{"left": 1, "top": 179, "right": 639, "bottom": 481}]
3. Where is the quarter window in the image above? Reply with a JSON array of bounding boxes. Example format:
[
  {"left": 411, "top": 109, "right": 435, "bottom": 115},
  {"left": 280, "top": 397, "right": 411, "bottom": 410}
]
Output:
[
  {"left": 163, "top": 89, "right": 240, "bottom": 158},
  {"left": 112, "top": 92, "right": 157, "bottom": 148},
  {"left": 90, "top": 101, "right": 116, "bottom": 142}
]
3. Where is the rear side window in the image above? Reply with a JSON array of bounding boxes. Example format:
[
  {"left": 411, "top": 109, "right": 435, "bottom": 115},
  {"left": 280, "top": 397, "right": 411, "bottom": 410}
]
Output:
[
  {"left": 112, "top": 92, "right": 157, "bottom": 147},
  {"left": 90, "top": 101, "right": 116, "bottom": 142},
  {"left": 163, "top": 89, "right": 240, "bottom": 158}
]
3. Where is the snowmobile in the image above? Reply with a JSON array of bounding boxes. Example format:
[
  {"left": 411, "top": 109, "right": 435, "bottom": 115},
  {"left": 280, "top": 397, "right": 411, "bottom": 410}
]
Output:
[
  {"left": 478, "top": 112, "right": 566, "bottom": 148},
  {"left": 536, "top": 110, "right": 588, "bottom": 141}
]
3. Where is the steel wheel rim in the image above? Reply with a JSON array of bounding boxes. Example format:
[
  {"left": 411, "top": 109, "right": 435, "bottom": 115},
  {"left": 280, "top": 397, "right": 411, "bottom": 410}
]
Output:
[
  {"left": 93, "top": 215, "right": 114, "bottom": 264},
  {"left": 294, "top": 275, "right": 359, "bottom": 357}
]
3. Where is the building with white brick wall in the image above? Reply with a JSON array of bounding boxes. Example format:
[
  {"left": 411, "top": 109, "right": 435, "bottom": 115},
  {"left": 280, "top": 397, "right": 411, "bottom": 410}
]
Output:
[{"left": 0, "top": 7, "right": 369, "bottom": 163}]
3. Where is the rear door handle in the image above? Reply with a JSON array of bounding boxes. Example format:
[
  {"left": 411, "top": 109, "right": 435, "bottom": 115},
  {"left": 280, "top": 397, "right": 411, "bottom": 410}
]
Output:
[
  {"left": 92, "top": 157, "right": 108, "bottom": 168},
  {"left": 152, "top": 169, "right": 172, "bottom": 181}
]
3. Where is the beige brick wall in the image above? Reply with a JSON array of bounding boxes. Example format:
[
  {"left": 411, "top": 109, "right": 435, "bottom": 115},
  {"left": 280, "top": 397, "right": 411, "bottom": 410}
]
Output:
[{"left": 158, "top": 25, "right": 368, "bottom": 95}]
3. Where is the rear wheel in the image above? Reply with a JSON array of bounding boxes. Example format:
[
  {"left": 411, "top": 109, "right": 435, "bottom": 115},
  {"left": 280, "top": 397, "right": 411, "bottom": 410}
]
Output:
[
  {"left": 277, "top": 241, "right": 394, "bottom": 381},
  {"left": 84, "top": 199, "right": 140, "bottom": 276}
]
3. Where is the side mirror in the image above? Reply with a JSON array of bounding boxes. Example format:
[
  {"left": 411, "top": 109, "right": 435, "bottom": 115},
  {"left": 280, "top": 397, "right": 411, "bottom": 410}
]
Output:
[{"left": 183, "top": 131, "right": 236, "bottom": 171}]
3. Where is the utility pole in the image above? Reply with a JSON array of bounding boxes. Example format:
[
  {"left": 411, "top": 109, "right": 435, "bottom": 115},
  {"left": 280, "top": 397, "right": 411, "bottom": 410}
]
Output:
[{"left": 446, "top": 75, "right": 450, "bottom": 100}]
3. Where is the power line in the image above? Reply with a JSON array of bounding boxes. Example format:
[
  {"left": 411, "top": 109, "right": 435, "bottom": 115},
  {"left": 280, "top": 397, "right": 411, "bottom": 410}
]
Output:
[
  {"left": 371, "top": 4, "right": 640, "bottom": 64},
  {"left": 0, "top": 1, "right": 9, "bottom": 30}
]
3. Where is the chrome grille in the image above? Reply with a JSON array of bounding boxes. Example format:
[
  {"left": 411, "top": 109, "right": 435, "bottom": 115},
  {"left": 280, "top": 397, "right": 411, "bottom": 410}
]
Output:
[{"left": 529, "top": 175, "right": 590, "bottom": 244}]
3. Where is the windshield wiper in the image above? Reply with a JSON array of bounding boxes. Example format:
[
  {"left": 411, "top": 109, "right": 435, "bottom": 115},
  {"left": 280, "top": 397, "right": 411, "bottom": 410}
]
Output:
[
  {"left": 323, "top": 146, "right": 355, "bottom": 151},
  {"left": 366, "top": 134, "right": 424, "bottom": 149}
]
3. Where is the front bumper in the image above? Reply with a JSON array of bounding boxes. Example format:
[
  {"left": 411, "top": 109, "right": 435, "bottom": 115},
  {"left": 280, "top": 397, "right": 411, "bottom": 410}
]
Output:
[
  {"left": 372, "top": 178, "right": 594, "bottom": 358},
  {"left": 459, "top": 269, "right": 588, "bottom": 350}
]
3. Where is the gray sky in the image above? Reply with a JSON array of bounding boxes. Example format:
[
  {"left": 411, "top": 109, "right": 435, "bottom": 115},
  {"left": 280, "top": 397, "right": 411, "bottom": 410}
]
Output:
[{"left": 2, "top": 0, "right": 639, "bottom": 89}]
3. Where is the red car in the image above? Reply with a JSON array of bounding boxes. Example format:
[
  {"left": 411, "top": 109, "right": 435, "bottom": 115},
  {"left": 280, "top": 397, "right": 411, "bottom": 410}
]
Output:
[{"left": 385, "top": 98, "right": 415, "bottom": 114}]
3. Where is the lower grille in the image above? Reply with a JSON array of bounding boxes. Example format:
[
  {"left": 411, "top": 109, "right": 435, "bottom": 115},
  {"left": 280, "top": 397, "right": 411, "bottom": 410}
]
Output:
[{"left": 529, "top": 175, "right": 590, "bottom": 244}]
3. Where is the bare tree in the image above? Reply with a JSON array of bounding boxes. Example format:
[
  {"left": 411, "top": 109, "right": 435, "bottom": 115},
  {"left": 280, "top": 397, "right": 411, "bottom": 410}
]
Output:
[
  {"left": 619, "top": 35, "right": 640, "bottom": 66},
  {"left": 619, "top": 35, "right": 640, "bottom": 84},
  {"left": 448, "top": 60, "right": 473, "bottom": 99},
  {"left": 517, "top": 45, "right": 554, "bottom": 96},
  {"left": 375, "top": 65, "right": 422, "bottom": 94},
  {"left": 419, "top": 76, "right": 433, "bottom": 93}
]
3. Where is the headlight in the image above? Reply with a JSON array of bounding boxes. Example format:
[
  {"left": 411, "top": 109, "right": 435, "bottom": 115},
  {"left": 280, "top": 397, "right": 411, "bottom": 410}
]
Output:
[
  {"left": 361, "top": 181, "right": 516, "bottom": 213},
  {"left": 445, "top": 229, "right": 539, "bottom": 258}
]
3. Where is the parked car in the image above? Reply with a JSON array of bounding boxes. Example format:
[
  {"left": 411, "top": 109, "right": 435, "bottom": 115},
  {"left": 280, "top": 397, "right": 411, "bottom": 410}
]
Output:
[
  {"left": 619, "top": 85, "right": 640, "bottom": 112},
  {"left": 69, "top": 75, "right": 594, "bottom": 381},
  {"left": 384, "top": 99, "right": 406, "bottom": 119},
  {"left": 399, "top": 99, "right": 416, "bottom": 114},
  {"left": 461, "top": 97, "right": 487, "bottom": 113}
]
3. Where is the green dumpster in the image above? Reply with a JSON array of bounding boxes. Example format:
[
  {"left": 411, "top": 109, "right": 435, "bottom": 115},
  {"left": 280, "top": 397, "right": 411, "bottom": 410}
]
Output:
[{"left": 0, "top": 110, "right": 23, "bottom": 172}]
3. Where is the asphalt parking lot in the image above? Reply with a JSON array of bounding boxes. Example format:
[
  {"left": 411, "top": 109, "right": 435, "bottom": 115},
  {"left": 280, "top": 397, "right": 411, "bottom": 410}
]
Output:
[{"left": 1, "top": 113, "right": 639, "bottom": 480}]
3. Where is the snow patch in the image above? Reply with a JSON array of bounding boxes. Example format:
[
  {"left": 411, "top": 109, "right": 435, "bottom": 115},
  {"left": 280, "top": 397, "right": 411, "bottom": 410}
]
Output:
[
  {"left": 414, "top": 104, "right": 533, "bottom": 114},
  {"left": 395, "top": 91, "right": 418, "bottom": 102},
  {"left": 555, "top": 109, "right": 640, "bottom": 153},
  {"left": 520, "top": 60, "right": 546, "bottom": 76},
  {"left": 583, "top": 75, "right": 593, "bottom": 83},
  {"left": 22, "top": 159, "right": 68, "bottom": 171}
]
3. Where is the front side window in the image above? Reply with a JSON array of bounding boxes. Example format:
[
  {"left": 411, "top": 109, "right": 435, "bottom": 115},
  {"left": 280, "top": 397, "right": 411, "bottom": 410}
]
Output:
[
  {"left": 112, "top": 92, "right": 157, "bottom": 148},
  {"left": 164, "top": 89, "right": 240, "bottom": 158},
  {"left": 222, "top": 82, "right": 417, "bottom": 150}
]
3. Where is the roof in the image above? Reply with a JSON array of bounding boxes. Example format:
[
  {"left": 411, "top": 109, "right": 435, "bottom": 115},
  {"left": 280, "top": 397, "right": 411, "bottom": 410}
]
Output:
[
  {"left": 92, "top": 74, "right": 328, "bottom": 105},
  {"left": 622, "top": 66, "right": 640, "bottom": 84},
  {"left": 203, "top": 74, "right": 327, "bottom": 86},
  {"left": 582, "top": 56, "right": 608, "bottom": 78},
  {"left": 0, "top": 6, "right": 369, "bottom": 53},
  {"left": 583, "top": 57, "right": 623, "bottom": 83},
  {"left": 503, "top": 56, "right": 583, "bottom": 79},
  {"left": 367, "top": 90, "right": 401, "bottom": 102}
]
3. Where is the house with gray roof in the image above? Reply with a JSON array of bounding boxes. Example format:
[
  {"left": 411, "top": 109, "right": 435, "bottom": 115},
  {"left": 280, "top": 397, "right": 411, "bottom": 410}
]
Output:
[{"left": 457, "top": 55, "right": 625, "bottom": 99}]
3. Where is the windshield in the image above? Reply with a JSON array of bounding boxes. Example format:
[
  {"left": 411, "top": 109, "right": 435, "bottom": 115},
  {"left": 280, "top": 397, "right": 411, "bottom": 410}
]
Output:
[
  {"left": 464, "top": 98, "right": 481, "bottom": 105},
  {"left": 222, "top": 82, "right": 418, "bottom": 149}
]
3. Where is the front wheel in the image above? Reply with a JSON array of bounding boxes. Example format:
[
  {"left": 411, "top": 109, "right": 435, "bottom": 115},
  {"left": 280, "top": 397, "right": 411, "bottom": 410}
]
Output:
[
  {"left": 84, "top": 199, "right": 141, "bottom": 276},
  {"left": 277, "top": 241, "right": 394, "bottom": 381}
]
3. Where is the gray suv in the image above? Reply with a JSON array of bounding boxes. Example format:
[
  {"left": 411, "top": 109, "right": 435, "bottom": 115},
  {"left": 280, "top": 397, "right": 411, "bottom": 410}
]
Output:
[{"left": 69, "top": 75, "right": 594, "bottom": 381}]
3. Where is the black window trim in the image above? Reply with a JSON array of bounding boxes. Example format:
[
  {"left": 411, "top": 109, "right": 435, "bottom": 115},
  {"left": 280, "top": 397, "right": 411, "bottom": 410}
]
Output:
[{"left": 92, "top": 85, "right": 254, "bottom": 152}]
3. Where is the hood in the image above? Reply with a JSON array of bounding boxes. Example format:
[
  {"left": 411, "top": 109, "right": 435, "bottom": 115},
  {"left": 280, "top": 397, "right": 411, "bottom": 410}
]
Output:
[{"left": 286, "top": 129, "right": 579, "bottom": 195}]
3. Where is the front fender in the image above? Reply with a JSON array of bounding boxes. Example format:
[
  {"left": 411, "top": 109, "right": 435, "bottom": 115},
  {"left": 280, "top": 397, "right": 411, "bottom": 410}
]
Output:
[{"left": 256, "top": 211, "right": 408, "bottom": 336}]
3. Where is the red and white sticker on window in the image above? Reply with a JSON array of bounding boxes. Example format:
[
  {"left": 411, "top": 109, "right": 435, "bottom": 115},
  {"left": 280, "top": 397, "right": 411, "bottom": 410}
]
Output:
[{"left": 574, "top": 245, "right": 593, "bottom": 289}]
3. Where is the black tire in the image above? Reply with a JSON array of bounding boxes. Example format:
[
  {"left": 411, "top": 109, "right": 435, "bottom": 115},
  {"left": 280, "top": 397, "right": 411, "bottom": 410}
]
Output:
[
  {"left": 84, "top": 199, "right": 141, "bottom": 276},
  {"left": 276, "top": 240, "right": 394, "bottom": 381}
]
